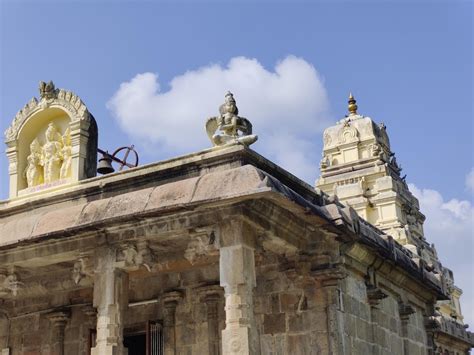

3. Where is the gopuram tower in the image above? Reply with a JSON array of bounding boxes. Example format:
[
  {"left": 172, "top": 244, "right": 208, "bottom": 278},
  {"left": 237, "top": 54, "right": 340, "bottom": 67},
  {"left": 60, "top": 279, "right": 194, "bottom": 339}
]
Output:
[{"left": 316, "top": 93, "right": 467, "bottom": 327}]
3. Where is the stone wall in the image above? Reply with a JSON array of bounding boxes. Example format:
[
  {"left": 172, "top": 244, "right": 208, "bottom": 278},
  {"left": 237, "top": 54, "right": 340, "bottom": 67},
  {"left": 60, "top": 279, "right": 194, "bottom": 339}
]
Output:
[
  {"left": 340, "top": 274, "right": 429, "bottom": 355},
  {"left": 253, "top": 253, "right": 331, "bottom": 354},
  {"left": 0, "top": 252, "right": 462, "bottom": 355}
]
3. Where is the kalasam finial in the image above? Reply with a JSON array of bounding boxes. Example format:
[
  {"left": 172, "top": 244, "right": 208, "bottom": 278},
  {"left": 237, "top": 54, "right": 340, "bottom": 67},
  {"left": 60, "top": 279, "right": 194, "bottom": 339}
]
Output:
[{"left": 348, "top": 92, "right": 358, "bottom": 115}]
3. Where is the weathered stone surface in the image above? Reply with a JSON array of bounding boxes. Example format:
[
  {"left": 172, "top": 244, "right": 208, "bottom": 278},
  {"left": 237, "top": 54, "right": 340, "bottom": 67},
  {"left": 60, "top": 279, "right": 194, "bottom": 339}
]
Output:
[
  {"left": 263, "top": 313, "right": 286, "bottom": 334},
  {"left": 0, "top": 101, "right": 472, "bottom": 355},
  {"left": 146, "top": 177, "right": 200, "bottom": 210}
]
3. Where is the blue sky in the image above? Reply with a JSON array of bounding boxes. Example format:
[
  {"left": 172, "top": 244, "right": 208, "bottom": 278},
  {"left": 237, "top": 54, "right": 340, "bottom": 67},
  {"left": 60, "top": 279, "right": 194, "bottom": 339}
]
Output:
[{"left": 1, "top": 0, "right": 473, "bottom": 324}]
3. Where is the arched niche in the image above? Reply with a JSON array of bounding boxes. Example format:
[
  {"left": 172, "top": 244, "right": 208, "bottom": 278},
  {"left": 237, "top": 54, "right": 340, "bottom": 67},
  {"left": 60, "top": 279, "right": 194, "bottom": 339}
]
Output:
[{"left": 4, "top": 81, "right": 98, "bottom": 199}]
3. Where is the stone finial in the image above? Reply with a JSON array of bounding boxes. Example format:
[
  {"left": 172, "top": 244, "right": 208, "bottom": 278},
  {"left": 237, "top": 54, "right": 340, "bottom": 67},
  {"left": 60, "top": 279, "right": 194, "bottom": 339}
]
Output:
[
  {"left": 348, "top": 92, "right": 358, "bottom": 115},
  {"left": 205, "top": 91, "right": 258, "bottom": 147},
  {"left": 39, "top": 80, "right": 57, "bottom": 100}
]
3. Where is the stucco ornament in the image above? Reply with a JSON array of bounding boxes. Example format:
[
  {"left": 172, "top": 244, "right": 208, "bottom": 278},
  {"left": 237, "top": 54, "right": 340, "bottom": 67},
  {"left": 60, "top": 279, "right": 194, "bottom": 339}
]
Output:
[
  {"left": 39, "top": 80, "right": 57, "bottom": 100},
  {"left": 4, "top": 80, "right": 90, "bottom": 143},
  {"left": 60, "top": 128, "right": 72, "bottom": 179},
  {"left": 24, "top": 139, "right": 43, "bottom": 187},
  {"left": 22, "top": 123, "right": 73, "bottom": 188},
  {"left": 206, "top": 91, "right": 257, "bottom": 147},
  {"left": 42, "top": 122, "right": 63, "bottom": 183}
]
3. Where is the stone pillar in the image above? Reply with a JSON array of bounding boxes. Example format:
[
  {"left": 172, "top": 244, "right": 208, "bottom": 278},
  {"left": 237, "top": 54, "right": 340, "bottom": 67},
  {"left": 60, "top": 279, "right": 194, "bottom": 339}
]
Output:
[
  {"left": 219, "top": 220, "right": 260, "bottom": 355},
  {"left": 312, "top": 267, "right": 347, "bottom": 355},
  {"left": 82, "top": 305, "right": 98, "bottom": 353},
  {"left": 91, "top": 248, "right": 129, "bottom": 355},
  {"left": 200, "top": 285, "right": 223, "bottom": 355},
  {"left": 367, "top": 286, "right": 388, "bottom": 354},
  {"left": 47, "top": 311, "right": 70, "bottom": 355},
  {"left": 5, "top": 144, "right": 18, "bottom": 198},
  {"left": 162, "top": 291, "right": 182, "bottom": 355},
  {"left": 399, "top": 303, "right": 415, "bottom": 355}
]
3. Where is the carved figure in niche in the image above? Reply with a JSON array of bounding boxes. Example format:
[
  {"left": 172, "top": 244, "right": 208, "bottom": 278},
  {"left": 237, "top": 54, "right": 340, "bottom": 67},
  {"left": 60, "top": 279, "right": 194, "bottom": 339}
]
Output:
[
  {"left": 206, "top": 91, "right": 257, "bottom": 146},
  {"left": 24, "top": 139, "right": 43, "bottom": 187},
  {"left": 372, "top": 143, "right": 381, "bottom": 157},
  {"left": 41, "top": 122, "right": 63, "bottom": 183},
  {"left": 60, "top": 128, "right": 72, "bottom": 179}
]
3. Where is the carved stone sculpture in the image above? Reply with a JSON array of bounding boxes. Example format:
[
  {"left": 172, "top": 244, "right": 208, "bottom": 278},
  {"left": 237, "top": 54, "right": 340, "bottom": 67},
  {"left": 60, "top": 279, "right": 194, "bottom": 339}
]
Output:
[
  {"left": 72, "top": 257, "right": 93, "bottom": 285},
  {"left": 0, "top": 273, "right": 23, "bottom": 296},
  {"left": 60, "top": 128, "right": 72, "bottom": 179},
  {"left": 206, "top": 91, "right": 257, "bottom": 147},
  {"left": 41, "top": 122, "right": 63, "bottom": 183},
  {"left": 39, "top": 80, "right": 57, "bottom": 100},
  {"left": 117, "top": 241, "right": 154, "bottom": 272},
  {"left": 24, "top": 139, "right": 43, "bottom": 187}
]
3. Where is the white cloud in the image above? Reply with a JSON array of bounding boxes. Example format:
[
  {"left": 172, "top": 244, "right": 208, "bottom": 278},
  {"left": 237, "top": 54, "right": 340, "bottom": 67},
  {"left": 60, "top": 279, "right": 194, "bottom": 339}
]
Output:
[
  {"left": 466, "top": 168, "right": 474, "bottom": 194},
  {"left": 107, "top": 56, "right": 331, "bottom": 183},
  {"left": 409, "top": 183, "right": 474, "bottom": 326}
]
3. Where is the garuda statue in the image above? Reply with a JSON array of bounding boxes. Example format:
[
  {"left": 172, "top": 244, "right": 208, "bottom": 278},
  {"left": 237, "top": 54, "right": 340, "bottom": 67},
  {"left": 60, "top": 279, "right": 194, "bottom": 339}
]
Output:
[{"left": 205, "top": 91, "right": 258, "bottom": 147}]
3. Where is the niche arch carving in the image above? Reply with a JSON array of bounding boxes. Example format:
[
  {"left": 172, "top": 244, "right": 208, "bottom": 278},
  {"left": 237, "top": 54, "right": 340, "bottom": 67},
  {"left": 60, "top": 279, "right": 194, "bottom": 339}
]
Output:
[
  {"left": 4, "top": 81, "right": 98, "bottom": 198},
  {"left": 338, "top": 125, "right": 359, "bottom": 144}
]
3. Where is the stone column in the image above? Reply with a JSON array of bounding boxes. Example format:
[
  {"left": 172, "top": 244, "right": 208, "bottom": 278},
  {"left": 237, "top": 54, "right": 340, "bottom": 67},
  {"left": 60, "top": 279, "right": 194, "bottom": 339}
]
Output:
[
  {"left": 200, "top": 285, "right": 223, "bottom": 355},
  {"left": 399, "top": 303, "right": 415, "bottom": 355},
  {"left": 312, "top": 267, "right": 347, "bottom": 355},
  {"left": 5, "top": 144, "right": 18, "bottom": 198},
  {"left": 47, "top": 310, "right": 70, "bottom": 355},
  {"left": 219, "top": 220, "right": 260, "bottom": 355},
  {"left": 162, "top": 291, "right": 182, "bottom": 355},
  {"left": 367, "top": 286, "right": 388, "bottom": 354},
  {"left": 91, "top": 248, "right": 129, "bottom": 355},
  {"left": 82, "top": 305, "right": 98, "bottom": 354}
]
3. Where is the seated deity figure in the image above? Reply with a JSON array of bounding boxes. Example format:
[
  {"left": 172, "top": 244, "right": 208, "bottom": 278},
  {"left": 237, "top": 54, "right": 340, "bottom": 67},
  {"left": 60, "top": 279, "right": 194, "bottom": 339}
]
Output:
[
  {"left": 24, "top": 139, "right": 43, "bottom": 187},
  {"left": 60, "top": 128, "right": 72, "bottom": 179},
  {"left": 41, "top": 122, "right": 63, "bottom": 183},
  {"left": 205, "top": 92, "right": 258, "bottom": 147}
]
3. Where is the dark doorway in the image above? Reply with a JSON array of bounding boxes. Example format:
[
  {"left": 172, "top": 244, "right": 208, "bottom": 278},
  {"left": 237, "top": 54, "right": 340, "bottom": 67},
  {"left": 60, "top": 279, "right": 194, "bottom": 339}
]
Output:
[{"left": 124, "top": 333, "right": 146, "bottom": 355}]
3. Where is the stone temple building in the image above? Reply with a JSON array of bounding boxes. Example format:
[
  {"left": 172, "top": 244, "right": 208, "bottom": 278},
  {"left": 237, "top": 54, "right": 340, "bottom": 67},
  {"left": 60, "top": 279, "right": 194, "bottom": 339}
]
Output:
[{"left": 0, "top": 82, "right": 472, "bottom": 355}]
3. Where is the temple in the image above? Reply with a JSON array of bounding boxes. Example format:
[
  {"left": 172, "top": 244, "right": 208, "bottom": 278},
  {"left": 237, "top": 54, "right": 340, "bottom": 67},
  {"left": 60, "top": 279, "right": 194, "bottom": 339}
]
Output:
[{"left": 0, "top": 83, "right": 472, "bottom": 354}]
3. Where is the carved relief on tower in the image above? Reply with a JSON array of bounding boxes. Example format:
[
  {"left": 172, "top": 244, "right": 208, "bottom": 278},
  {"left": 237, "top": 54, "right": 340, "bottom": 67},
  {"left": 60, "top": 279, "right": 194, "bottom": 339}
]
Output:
[
  {"left": 323, "top": 132, "right": 332, "bottom": 148},
  {"left": 337, "top": 123, "right": 359, "bottom": 144}
]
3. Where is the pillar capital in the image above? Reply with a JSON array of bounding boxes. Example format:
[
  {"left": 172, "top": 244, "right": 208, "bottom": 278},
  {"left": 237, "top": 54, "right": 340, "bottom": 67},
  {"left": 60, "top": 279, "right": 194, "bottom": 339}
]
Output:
[
  {"left": 217, "top": 218, "right": 257, "bottom": 249},
  {"left": 47, "top": 310, "right": 70, "bottom": 328},
  {"left": 198, "top": 284, "right": 224, "bottom": 303},
  {"left": 162, "top": 290, "right": 183, "bottom": 308}
]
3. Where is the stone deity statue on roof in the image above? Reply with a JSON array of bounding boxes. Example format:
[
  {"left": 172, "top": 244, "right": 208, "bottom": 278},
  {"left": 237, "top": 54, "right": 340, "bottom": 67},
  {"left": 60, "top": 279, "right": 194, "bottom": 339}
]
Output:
[{"left": 205, "top": 91, "right": 258, "bottom": 147}]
